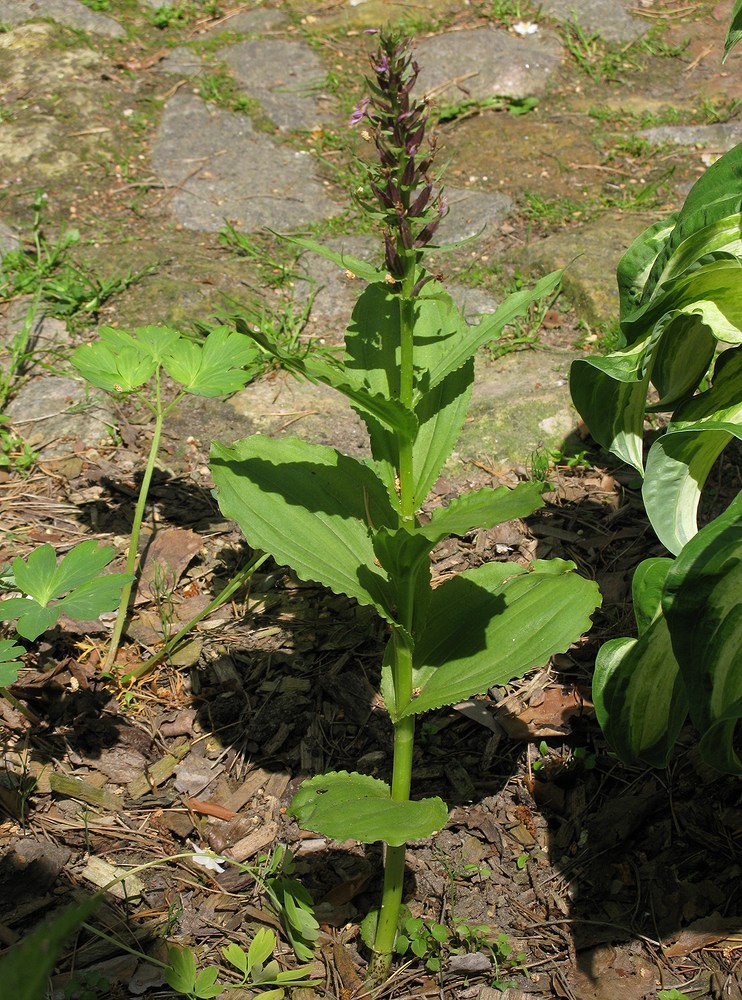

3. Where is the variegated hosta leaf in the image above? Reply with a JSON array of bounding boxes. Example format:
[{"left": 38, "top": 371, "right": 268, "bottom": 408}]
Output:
[
  {"left": 663, "top": 490, "right": 742, "bottom": 774},
  {"left": 570, "top": 341, "right": 649, "bottom": 472},
  {"left": 289, "top": 771, "right": 448, "bottom": 846},
  {"left": 402, "top": 559, "right": 600, "bottom": 717},
  {"left": 643, "top": 347, "right": 742, "bottom": 553},
  {"left": 592, "top": 623, "right": 688, "bottom": 770}
]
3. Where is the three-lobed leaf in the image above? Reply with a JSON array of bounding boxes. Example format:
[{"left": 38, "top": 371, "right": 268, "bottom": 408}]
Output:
[
  {"left": 0, "top": 639, "right": 25, "bottom": 686},
  {"left": 161, "top": 325, "right": 260, "bottom": 397}
]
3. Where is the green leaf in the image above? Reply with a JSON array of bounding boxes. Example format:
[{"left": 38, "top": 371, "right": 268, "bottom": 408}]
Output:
[
  {"left": 642, "top": 343, "right": 742, "bottom": 553},
  {"left": 592, "top": 622, "right": 688, "bottom": 769},
  {"left": 211, "top": 435, "right": 397, "bottom": 621},
  {"left": 422, "top": 269, "right": 563, "bottom": 392},
  {"left": 724, "top": 0, "right": 742, "bottom": 60},
  {"left": 162, "top": 326, "right": 259, "bottom": 397},
  {"left": 165, "top": 946, "right": 198, "bottom": 993},
  {"left": 289, "top": 771, "right": 448, "bottom": 847},
  {"left": 14, "top": 541, "right": 115, "bottom": 606},
  {"left": 0, "top": 894, "right": 102, "bottom": 1000},
  {"left": 235, "top": 319, "right": 417, "bottom": 445},
  {"left": 247, "top": 929, "right": 276, "bottom": 974},
  {"left": 56, "top": 573, "right": 131, "bottom": 621},
  {"left": 570, "top": 340, "right": 650, "bottom": 472},
  {"left": 421, "top": 482, "right": 547, "bottom": 543},
  {"left": 222, "top": 942, "right": 248, "bottom": 976},
  {"left": 194, "top": 966, "right": 223, "bottom": 999},
  {"left": 274, "top": 232, "right": 383, "bottom": 283},
  {"left": 663, "top": 491, "right": 742, "bottom": 773},
  {"left": 0, "top": 639, "right": 25, "bottom": 686},
  {"left": 404, "top": 560, "right": 601, "bottom": 717},
  {"left": 0, "top": 600, "right": 59, "bottom": 642},
  {"left": 631, "top": 557, "right": 673, "bottom": 636}
]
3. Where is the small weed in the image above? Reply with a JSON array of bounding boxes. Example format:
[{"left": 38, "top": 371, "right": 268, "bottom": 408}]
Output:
[
  {"left": 79, "top": 0, "right": 111, "bottom": 10},
  {"left": 62, "top": 969, "right": 111, "bottom": 1000},
  {"left": 149, "top": 3, "right": 225, "bottom": 29},
  {"left": 0, "top": 418, "right": 37, "bottom": 475},
  {"left": 434, "top": 94, "right": 538, "bottom": 123},
  {"left": 218, "top": 222, "right": 299, "bottom": 287},
  {"left": 198, "top": 69, "right": 260, "bottom": 117},
  {"left": 487, "top": 0, "right": 535, "bottom": 24}
]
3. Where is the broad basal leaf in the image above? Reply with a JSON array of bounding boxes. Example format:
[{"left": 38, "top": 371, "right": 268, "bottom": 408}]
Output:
[
  {"left": 289, "top": 771, "right": 448, "bottom": 846},
  {"left": 403, "top": 559, "right": 600, "bottom": 716},
  {"left": 592, "top": 621, "right": 688, "bottom": 769},
  {"left": 162, "top": 326, "right": 260, "bottom": 397},
  {"left": 570, "top": 341, "right": 650, "bottom": 472},
  {"left": 210, "top": 435, "right": 397, "bottom": 620},
  {"left": 663, "top": 490, "right": 742, "bottom": 773}
]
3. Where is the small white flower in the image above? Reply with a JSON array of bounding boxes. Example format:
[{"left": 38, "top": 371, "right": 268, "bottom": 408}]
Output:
[
  {"left": 513, "top": 21, "right": 539, "bottom": 35},
  {"left": 189, "top": 842, "right": 226, "bottom": 873}
]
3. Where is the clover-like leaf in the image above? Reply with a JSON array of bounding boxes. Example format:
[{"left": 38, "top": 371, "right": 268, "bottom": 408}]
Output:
[
  {"left": 0, "top": 639, "right": 25, "bottom": 686},
  {"left": 162, "top": 326, "right": 260, "bottom": 397},
  {"left": 0, "top": 542, "right": 132, "bottom": 640}
]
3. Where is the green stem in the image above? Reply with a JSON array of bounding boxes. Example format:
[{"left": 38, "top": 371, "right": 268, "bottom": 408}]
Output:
[
  {"left": 371, "top": 273, "right": 419, "bottom": 979},
  {"left": 104, "top": 382, "right": 166, "bottom": 671},
  {"left": 122, "top": 551, "right": 269, "bottom": 682}
]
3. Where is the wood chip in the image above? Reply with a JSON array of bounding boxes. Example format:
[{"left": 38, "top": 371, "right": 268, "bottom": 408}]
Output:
[
  {"left": 81, "top": 857, "right": 145, "bottom": 900},
  {"left": 227, "top": 821, "right": 279, "bottom": 863},
  {"left": 127, "top": 742, "right": 190, "bottom": 799},
  {"left": 48, "top": 773, "right": 123, "bottom": 812}
]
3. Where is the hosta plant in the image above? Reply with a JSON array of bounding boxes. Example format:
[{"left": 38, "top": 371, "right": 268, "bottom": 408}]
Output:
[
  {"left": 211, "top": 31, "right": 600, "bottom": 980},
  {"left": 570, "top": 8, "right": 742, "bottom": 773}
]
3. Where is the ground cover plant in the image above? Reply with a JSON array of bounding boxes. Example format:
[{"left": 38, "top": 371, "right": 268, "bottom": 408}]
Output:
[
  {"left": 570, "top": 4, "right": 742, "bottom": 772},
  {"left": 210, "top": 30, "right": 601, "bottom": 982}
]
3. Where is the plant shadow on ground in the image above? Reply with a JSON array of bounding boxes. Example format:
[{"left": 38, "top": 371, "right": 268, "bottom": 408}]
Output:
[{"left": 3, "top": 441, "right": 742, "bottom": 998}]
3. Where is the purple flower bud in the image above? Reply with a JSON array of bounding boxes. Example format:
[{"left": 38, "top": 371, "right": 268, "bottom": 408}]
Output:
[
  {"left": 374, "top": 53, "right": 390, "bottom": 74},
  {"left": 350, "top": 97, "right": 370, "bottom": 126}
]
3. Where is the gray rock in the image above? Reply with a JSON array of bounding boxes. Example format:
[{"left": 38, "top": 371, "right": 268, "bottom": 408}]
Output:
[
  {"left": 415, "top": 28, "right": 563, "bottom": 103},
  {"left": 447, "top": 283, "right": 500, "bottom": 325},
  {"left": 157, "top": 46, "right": 203, "bottom": 78},
  {"left": 0, "top": 220, "right": 20, "bottom": 257},
  {"left": 436, "top": 187, "right": 513, "bottom": 244},
  {"left": 513, "top": 214, "right": 658, "bottom": 326},
  {"left": 203, "top": 7, "right": 289, "bottom": 35},
  {"left": 537, "top": 0, "right": 649, "bottom": 42},
  {"left": 218, "top": 39, "right": 333, "bottom": 132},
  {"left": 0, "top": 0, "right": 125, "bottom": 37},
  {"left": 6, "top": 376, "right": 116, "bottom": 459},
  {"left": 150, "top": 91, "right": 341, "bottom": 232},
  {"left": 640, "top": 122, "right": 742, "bottom": 151}
]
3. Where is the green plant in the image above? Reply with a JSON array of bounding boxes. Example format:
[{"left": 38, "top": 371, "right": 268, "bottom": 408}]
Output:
[
  {"left": 434, "top": 94, "right": 538, "bottom": 123},
  {"left": 569, "top": 8, "right": 742, "bottom": 773},
  {"left": 165, "top": 928, "right": 319, "bottom": 999},
  {"left": 0, "top": 540, "right": 131, "bottom": 682},
  {"left": 211, "top": 31, "right": 600, "bottom": 982},
  {"left": 72, "top": 324, "right": 262, "bottom": 669},
  {"left": 218, "top": 223, "right": 299, "bottom": 287},
  {"left": 62, "top": 970, "right": 110, "bottom": 1000},
  {"left": 0, "top": 417, "right": 37, "bottom": 474}
]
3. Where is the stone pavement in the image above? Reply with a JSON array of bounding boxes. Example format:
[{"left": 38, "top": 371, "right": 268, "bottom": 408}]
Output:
[{"left": 0, "top": 0, "right": 739, "bottom": 470}]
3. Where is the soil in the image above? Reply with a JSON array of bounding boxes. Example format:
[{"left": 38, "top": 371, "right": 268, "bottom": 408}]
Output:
[{"left": 0, "top": 2, "right": 741, "bottom": 1000}]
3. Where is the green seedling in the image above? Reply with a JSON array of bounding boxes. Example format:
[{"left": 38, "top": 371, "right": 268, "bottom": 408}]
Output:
[
  {"left": 570, "top": 10, "right": 742, "bottom": 774},
  {"left": 210, "top": 31, "right": 600, "bottom": 982},
  {"left": 0, "top": 417, "right": 37, "bottom": 475},
  {"left": 0, "top": 539, "right": 131, "bottom": 652},
  {"left": 166, "top": 928, "right": 319, "bottom": 1000},
  {"left": 218, "top": 222, "right": 300, "bottom": 287},
  {"left": 72, "top": 324, "right": 262, "bottom": 670},
  {"left": 434, "top": 94, "right": 538, "bottom": 123}
]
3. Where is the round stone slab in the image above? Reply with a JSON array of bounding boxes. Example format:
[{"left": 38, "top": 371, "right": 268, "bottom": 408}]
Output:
[
  {"left": 150, "top": 92, "right": 341, "bottom": 232},
  {"left": 0, "top": 0, "right": 125, "bottom": 37},
  {"left": 415, "top": 28, "right": 563, "bottom": 103},
  {"left": 218, "top": 39, "right": 333, "bottom": 132}
]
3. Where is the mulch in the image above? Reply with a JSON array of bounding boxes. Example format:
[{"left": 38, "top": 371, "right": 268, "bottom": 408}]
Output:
[{"left": 1, "top": 421, "right": 741, "bottom": 1000}]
